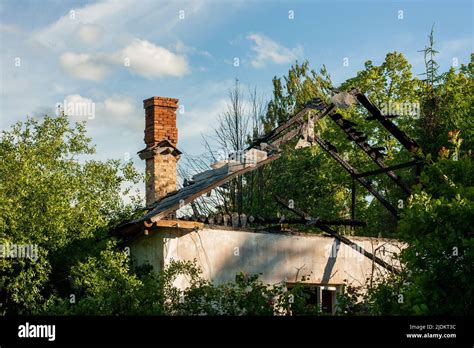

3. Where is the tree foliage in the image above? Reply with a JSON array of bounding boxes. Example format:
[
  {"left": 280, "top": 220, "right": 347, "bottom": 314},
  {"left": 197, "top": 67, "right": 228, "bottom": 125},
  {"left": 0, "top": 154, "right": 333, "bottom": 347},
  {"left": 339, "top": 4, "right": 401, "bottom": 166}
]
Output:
[{"left": 0, "top": 114, "right": 142, "bottom": 314}]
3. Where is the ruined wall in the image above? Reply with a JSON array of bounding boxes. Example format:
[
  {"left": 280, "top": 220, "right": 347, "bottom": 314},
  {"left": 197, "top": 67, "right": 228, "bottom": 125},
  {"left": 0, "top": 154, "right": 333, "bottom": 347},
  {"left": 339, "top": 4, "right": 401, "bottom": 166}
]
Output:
[{"left": 130, "top": 227, "right": 401, "bottom": 289}]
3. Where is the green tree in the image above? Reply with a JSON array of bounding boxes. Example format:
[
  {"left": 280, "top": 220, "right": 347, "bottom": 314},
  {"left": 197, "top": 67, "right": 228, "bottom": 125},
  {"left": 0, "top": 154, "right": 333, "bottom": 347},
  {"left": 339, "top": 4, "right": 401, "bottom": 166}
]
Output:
[
  {"left": 245, "top": 54, "right": 422, "bottom": 236},
  {"left": 0, "top": 114, "right": 142, "bottom": 314},
  {"left": 243, "top": 44, "right": 473, "bottom": 315},
  {"left": 365, "top": 130, "right": 474, "bottom": 315}
]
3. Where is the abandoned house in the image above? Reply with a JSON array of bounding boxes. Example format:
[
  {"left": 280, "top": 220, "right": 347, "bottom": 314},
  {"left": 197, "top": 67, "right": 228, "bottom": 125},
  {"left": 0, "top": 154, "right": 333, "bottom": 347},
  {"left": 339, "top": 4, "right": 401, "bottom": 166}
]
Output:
[{"left": 114, "top": 91, "right": 420, "bottom": 314}]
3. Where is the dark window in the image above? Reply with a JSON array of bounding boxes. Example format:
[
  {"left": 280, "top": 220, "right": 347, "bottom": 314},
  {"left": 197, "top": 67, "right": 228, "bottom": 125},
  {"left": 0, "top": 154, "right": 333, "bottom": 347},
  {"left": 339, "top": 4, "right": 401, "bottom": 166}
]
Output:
[
  {"left": 286, "top": 283, "right": 341, "bottom": 315},
  {"left": 321, "top": 289, "right": 335, "bottom": 314}
]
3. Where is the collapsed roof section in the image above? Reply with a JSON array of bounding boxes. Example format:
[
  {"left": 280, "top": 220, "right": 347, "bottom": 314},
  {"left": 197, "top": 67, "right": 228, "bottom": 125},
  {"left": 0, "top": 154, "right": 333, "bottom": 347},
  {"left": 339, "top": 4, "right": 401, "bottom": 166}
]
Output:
[
  {"left": 115, "top": 154, "right": 280, "bottom": 238},
  {"left": 114, "top": 89, "right": 421, "bottom": 239},
  {"left": 250, "top": 89, "right": 422, "bottom": 218}
]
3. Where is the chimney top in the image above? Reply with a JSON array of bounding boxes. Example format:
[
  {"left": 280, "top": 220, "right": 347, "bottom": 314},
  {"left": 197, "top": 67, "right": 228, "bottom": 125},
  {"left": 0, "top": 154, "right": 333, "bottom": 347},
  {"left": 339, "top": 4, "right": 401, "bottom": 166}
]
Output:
[
  {"left": 143, "top": 96, "right": 179, "bottom": 109},
  {"left": 143, "top": 96, "right": 179, "bottom": 147}
]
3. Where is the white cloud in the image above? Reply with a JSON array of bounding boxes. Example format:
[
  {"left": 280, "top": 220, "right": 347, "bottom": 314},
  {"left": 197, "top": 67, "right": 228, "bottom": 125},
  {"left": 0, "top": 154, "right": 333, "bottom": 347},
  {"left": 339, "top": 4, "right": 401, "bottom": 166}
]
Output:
[
  {"left": 103, "top": 96, "right": 136, "bottom": 117},
  {"left": 60, "top": 52, "right": 111, "bottom": 81},
  {"left": 78, "top": 23, "right": 104, "bottom": 45},
  {"left": 101, "top": 96, "right": 141, "bottom": 128},
  {"left": 33, "top": 0, "right": 132, "bottom": 50},
  {"left": 59, "top": 39, "right": 188, "bottom": 81},
  {"left": 100, "top": 95, "right": 142, "bottom": 130},
  {"left": 120, "top": 39, "right": 189, "bottom": 78},
  {"left": 32, "top": 0, "right": 208, "bottom": 52},
  {"left": 247, "top": 33, "right": 303, "bottom": 68},
  {"left": 172, "top": 40, "right": 212, "bottom": 58},
  {"left": 59, "top": 94, "right": 142, "bottom": 131},
  {"left": 64, "top": 94, "right": 94, "bottom": 105},
  {"left": 0, "top": 24, "right": 23, "bottom": 35},
  {"left": 61, "top": 94, "right": 95, "bottom": 119},
  {"left": 438, "top": 38, "right": 473, "bottom": 57}
]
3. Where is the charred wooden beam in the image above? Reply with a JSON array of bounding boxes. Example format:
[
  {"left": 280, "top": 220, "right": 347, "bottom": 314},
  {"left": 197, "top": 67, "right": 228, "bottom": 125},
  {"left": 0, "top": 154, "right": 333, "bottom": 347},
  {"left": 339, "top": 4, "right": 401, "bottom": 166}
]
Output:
[
  {"left": 312, "top": 224, "right": 400, "bottom": 274},
  {"left": 355, "top": 160, "right": 422, "bottom": 178},
  {"left": 304, "top": 97, "right": 327, "bottom": 110},
  {"left": 329, "top": 112, "right": 411, "bottom": 194},
  {"left": 314, "top": 137, "right": 399, "bottom": 218},
  {"left": 274, "top": 196, "right": 311, "bottom": 220},
  {"left": 315, "top": 219, "right": 365, "bottom": 226},
  {"left": 254, "top": 214, "right": 367, "bottom": 227},
  {"left": 247, "top": 102, "right": 335, "bottom": 150},
  {"left": 275, "top": 197, "right": 400, "bottom": 274},
  {"left": 270, "top": 126, "right": 300, "bottom": 148},
  {"left": 354, "top": 92, "right": 420, "bottom": 155}
]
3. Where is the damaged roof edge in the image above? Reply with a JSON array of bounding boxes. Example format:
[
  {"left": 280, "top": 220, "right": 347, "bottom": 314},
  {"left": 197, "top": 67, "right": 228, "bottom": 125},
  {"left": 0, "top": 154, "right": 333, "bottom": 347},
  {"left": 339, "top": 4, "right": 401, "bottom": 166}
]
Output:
[
  {"left": 113, "top": 154, "right": 281, "bottom": 238},
  {"left": 113, "top": 98, "right": 332, "bottom": 239}
]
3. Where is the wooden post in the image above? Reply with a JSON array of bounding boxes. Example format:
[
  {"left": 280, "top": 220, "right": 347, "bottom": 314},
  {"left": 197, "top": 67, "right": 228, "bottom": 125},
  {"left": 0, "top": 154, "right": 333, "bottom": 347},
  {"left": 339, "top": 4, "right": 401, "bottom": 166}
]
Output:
[{"left": 329, "top": 113, "right": 411, "bottom": 194}]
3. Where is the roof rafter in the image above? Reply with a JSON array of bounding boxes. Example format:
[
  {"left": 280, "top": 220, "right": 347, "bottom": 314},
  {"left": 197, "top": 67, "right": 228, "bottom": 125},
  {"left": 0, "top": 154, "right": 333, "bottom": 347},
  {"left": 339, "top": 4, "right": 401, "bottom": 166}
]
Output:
[{"left": 275, "top": 196, "right": 400, "bottom": 274}]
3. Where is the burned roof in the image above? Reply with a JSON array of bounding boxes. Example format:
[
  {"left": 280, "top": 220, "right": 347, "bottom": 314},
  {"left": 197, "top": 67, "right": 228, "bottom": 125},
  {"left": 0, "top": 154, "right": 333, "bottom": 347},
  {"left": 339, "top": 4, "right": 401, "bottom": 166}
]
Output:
[
  {"left": 114, "top": 153, "right": 279, "bottom": 238},
  {"left": 114, "top": 89, "right": 421, "bottom": 239}
]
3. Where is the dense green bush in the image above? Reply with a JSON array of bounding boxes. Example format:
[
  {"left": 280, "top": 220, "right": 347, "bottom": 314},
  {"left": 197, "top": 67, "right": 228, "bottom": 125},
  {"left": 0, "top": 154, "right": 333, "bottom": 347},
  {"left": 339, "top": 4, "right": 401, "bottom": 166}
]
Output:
[{"left": 45, "top": 250, "right": 321, "bottom": 316}]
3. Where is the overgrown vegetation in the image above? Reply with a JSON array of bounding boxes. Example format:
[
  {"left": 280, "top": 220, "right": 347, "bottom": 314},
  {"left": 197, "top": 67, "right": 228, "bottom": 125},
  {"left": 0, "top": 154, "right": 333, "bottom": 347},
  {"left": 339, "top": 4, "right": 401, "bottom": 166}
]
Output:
[
  {"left": 237, "top": 51, "right": 473, "bottom": 239},
  {"left": 0, "top": 32, "right": 472, "bottom": 315},
  {"left": 0, "top": 114, "right": 143, "bottom": 314}
]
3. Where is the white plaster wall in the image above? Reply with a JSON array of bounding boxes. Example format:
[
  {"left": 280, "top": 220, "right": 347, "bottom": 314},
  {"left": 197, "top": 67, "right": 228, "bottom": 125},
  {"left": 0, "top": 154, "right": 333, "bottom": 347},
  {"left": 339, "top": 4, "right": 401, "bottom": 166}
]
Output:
[{"left": 131, "top": 227, "right": 401, "bottom": 289}]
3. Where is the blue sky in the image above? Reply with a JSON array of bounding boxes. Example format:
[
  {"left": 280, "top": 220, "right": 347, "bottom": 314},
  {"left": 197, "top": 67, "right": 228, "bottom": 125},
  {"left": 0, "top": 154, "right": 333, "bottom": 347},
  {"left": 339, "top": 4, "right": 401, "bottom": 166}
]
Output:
[{"left": 0, "top": 0, "right": 472, "bottom": 177}]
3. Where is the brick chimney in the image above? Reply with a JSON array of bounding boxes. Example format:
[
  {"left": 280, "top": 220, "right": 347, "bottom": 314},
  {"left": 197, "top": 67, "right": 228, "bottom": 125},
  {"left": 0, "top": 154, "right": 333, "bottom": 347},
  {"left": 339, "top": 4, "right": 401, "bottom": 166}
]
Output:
[{"left": 139, "top": 96, "right": 181, "bottom": 207}]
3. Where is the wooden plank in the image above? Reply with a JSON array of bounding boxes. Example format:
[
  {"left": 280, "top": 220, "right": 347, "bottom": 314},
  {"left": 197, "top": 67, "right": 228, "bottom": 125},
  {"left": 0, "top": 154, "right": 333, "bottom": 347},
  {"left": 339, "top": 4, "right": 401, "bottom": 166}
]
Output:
[
  {"left": 253, "top": 216, "right": 366, "bottom": 226},
  {"left": 247, "top": 103, "right": 335, "bottom": 150},
  {"left": 329, "top": 113, "right": 411, "bottom": 194},
  {"left": 355, "top": 160, "right": 421, "bottom": 178},
  {"left": 269, "top": 127, "right": 301, "bottom": 147},
  {"left": 314, "top": 137, "right": 399, "bottom": 218},
  {"left": 354, "top": 92, "right": 420, "bottom": 154},
  {"left": 152, "top": 219, "right": 204, "bottom": 229},
  {"left": 272, "top": 198, "right": 366, "bottom": 226}
]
